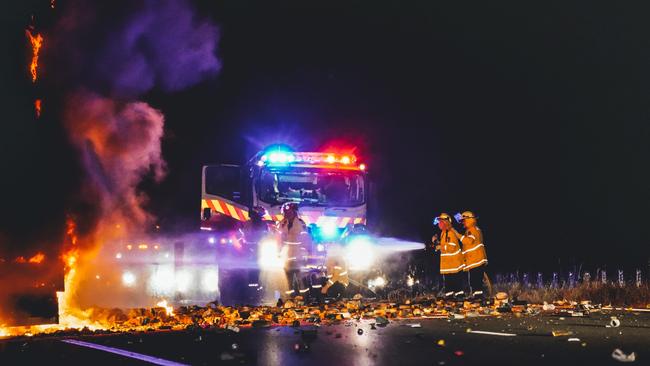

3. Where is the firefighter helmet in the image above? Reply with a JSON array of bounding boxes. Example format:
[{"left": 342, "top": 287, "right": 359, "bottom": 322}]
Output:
[
  {"left": 456, "top": 211, "right": 478, "bottom": 226},
  {"left": 455, "top": 211, "right": 477, "bottom": 221},
  {"left": 281, "top": 202, "right": 299, "bottom": 216},
  {"left": 433, "top": 213, "right": 452, "bottom": 226}
]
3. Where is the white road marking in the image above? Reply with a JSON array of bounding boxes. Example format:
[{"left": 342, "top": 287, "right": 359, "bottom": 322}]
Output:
[
  {"left": 61, "top": 339, "right": 189, "bottom": 366},
  {"left": 467, "top": 330, "right": 517, "bottom": 337}
]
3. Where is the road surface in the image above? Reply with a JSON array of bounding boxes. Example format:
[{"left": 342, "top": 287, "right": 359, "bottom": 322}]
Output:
[{"left": 1, "top": 311, "right": 647, "bottom": 365}]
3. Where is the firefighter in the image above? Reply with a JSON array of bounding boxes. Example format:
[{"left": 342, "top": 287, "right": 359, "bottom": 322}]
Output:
[
  {"left": 320, "top": 226, "right": 363, "bottom": 299},
  {"left": 321, "top": 254, "right": 349, "bottom": 299},
  {"left": 278, "top": 202, "right": 309, "bottom": 297},
  {"left": 242, "top": 206, "right": 269, "bottom": 244},
  {"left": 453, "top": 211, "right": 488, "bottom": 298},
  {"left": 432, "top": 213, "right": 465, "bottom": 298}
]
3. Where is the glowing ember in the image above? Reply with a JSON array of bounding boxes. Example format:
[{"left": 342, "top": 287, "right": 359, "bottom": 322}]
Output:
[
  {"left": 25, "top": 29, "right": 43, "bottom": 83},
  {"left": 13, "top": 252, "right": 45, "bottom": 264},
  {"left": 28, "top": 252, "right": 45, "bottom": 264},
  {"left": 156, "top": 300, "right": 174, "bottom": 317},
  {"left": 34, "top": 99, "right": 42, "bottom": 118},
  {"left": 66, "top": 218, "right": 78, "bottom": 246}
]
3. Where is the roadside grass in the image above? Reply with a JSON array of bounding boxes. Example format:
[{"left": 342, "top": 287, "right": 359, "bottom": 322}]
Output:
[{"left": 492, "top": 282, "right": 650, "bottom": 307}]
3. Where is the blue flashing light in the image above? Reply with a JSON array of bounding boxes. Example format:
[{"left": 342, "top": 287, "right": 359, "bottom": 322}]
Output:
[
  {"left": 265, "top": 151, "right": 295, "bottom": 165},
  {"left": 261, "top": 145, "right": 295, "bottom": 166}
]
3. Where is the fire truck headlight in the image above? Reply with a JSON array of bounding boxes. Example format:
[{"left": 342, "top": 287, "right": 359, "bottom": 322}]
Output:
[
  {"left": 320, "top": 221, "right": 338, "bottom": 239},
  {"left": 258, "top": 239, "right": 283, "bottom": 269},
  {"left": 346, "top": 236, "right": 374, "bottom": 271},
  {"left": 150, "top": 266, "right": 174, "bottom": 294},
  {"left": 201, "top": 269, "right": 219, "bottom": 293},
  {"left": 122, "top": 272, "right": 136, "bottom": 287},
  {"left": 175, "top": 270, "right": 193, "bottom": 293}
]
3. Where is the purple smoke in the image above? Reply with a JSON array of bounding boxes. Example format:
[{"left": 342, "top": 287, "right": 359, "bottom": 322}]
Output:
[
  {"left": 95, "top": 0, "right": 221, "bottom": 96},
  {"left": 54, "top": 0, "right": 221, "bottom": 234}
]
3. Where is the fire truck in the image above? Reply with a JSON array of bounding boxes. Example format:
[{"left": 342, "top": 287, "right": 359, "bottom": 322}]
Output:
[{"left": 200, "top": 146, "right": 372, "bottom": 302}]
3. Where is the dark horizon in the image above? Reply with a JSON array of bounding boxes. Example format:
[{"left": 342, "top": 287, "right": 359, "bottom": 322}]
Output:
[{"left": 2, "top": 0, "right": 649, "bottom": 274}]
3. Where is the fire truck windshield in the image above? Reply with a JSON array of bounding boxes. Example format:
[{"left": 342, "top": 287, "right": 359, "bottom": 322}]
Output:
[{"left": 258, "top": 168, "right": 365, "bottom": 207}]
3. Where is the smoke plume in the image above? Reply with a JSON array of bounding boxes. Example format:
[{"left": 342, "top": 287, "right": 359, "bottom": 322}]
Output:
[
  {"left": 58, "top": 0, "right": 220, "bottom": 236},
  {"left": 54, "top": 0, "right": 220, "bottom": 310}
]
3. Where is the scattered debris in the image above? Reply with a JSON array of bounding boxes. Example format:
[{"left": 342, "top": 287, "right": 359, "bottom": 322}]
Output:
[
  {"left": 608, "top": 317, "right": 621, "bottom": 328},
  {"left": 3, "top": 291, "right": 645, "bottom": 341},
  {"left": 567, "top": 338, "right": 580, "bottom": 342},
  {"left": 375, "top": 316, "right": 389, "bottom": 327},
  {"left": 542, "top": 303, "right": 556, "bottom": 311},
  {"left": 454, "top": 350, "right": 464, "bottom": 357},
  {"left": 611, "top": 348, "right": 636, "bottom": 363},
  {"left": 551, "top": 330, "right": 572, "bottom": 337},
  {"left": 437, "top": 339, "right": 446, "bottom": 347}
]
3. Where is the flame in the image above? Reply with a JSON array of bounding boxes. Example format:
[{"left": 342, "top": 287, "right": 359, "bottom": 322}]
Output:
[
  {"left": 35, "top": 99, "right": 42, "bottom": 118},
  {"left": 28, "top": 252, "right": 45, "bottom": 264},
  {"left": 55, "top": 217, "right": 99, "bottom": 331},
  {"left": 12, "top": 253, "right": 45, "bottom": 264},
  {"left": 25, "top": 29, "right": 43, "bottom": 83},
  {"left": 156, "top": 300, "right": 175, "bottom": 317}
]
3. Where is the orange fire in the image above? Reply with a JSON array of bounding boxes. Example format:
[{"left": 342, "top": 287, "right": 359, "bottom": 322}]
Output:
[
  {"left": 66, "top": 218, "right": 78, "bottom": 246},
  {"left": 28, "top": 252, "right": 45, "bottom": 264},
  {"left": 156, "top": 300, "right": 175, "bottom": 317},
  {"left": 35, "top": 99, "right": 42, "bottom": 118},
  {"left": 62, "top": 218, "right": 79, "bottom": 272},
  {"left": 25, "top": 29, "right": 43, "bottom": 83},
  {"left": 13, "top": 252, "right": 45, "bottom": 264}
]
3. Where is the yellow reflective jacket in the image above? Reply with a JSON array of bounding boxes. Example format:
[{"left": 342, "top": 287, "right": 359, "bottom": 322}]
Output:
[
  {"left": 278, "top": 217, "right": 307, "bottom": 270},
  {"left": 460, "top": 226, "right": 487, "bottom": 271},
  {"left": 438, "top": 229, "right": 465, "bottom": 274}
]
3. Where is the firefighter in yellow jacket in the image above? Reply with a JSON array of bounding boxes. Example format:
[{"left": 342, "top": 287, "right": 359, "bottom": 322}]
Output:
[
  {"left": 432, "top": 213, "right": 465, "bottom": 297},
  {"left": 453, "top": 211, "right": 488, "bottom": 298},
  {"left": 278, "top": 202, "right": 309, "bottom": 297}
]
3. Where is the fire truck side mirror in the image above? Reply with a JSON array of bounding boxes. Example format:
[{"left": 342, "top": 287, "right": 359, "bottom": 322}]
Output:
[{"left": 202, "top": 207, "right": 212, "bottom": 221}]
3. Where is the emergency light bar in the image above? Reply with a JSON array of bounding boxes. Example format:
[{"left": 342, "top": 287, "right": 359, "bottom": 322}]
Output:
[{"left": 258, "top": 151, "right": 366, "bottom": 170}]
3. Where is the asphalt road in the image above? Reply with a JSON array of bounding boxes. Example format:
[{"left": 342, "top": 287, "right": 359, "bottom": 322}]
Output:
[{"left": 1, "top": 311, "right": 647, "bottom": 365}]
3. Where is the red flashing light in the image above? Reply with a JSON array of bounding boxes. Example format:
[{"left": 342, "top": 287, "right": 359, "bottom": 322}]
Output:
[
  {"left": 340, "top": 155, "right": 351, "bottom": 164},
  {"left": 359, "top": 163, "right": 366, "bottom": 171},
  {"left": 326, "top": 155, "right": 336, "bottom": 164}
]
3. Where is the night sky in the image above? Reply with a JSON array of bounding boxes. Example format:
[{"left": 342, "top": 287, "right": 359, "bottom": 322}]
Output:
[{"left": 2, "top": 1, "right": 649, "bottom": 273}]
